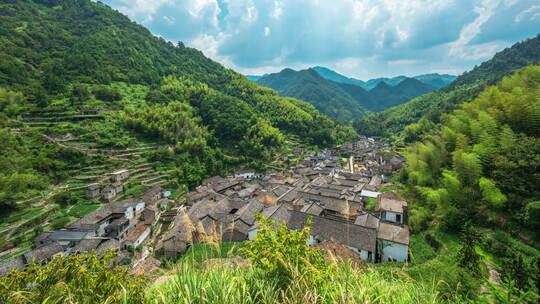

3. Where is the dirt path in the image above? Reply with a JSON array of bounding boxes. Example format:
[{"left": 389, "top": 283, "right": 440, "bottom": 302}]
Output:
[
  {"left": 485, "top": 261, "right": 500, "bottom": 286},
  {"left": 481, "top": 261, "right": 501, "bottom": 293}
]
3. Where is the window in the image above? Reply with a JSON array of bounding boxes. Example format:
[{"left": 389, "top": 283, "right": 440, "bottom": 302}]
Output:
[{"left": 396, "top": 214, "right": 402, "bottom": 223}]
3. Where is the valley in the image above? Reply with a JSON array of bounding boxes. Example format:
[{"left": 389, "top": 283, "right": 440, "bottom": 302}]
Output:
[{"left": 0, "top": 0, "right": 539, "bottom": 304}]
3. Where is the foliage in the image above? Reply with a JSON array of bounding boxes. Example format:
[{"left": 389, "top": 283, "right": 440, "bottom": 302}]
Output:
[
  {"left": 241, "top": 215, "right": 331, "bottom": 289},
  {"left": 0, "top": 130, "right": 86, "bottom": 209},
  {"left": 457, "top": 225, "right": 481, "bottom": 275},
  {"left": 52, "top": 190, "right": 83, "bottom": 207},
  {"left": 402, "top": 66, "right": 540, "bottom": 298},
  {"left": 0, "top": 251, "right": 147, "bottom": 304},
  {"left": 402, "top": 66, "right": 540, "bottom": 236}
]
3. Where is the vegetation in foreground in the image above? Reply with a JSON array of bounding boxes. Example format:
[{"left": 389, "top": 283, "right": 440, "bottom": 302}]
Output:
[{"left": 2, "top": 215, "right": 538, "bottom": 303}]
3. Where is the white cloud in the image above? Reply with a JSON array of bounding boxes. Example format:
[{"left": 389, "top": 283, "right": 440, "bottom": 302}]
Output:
[
  {"left": 102, "top": 0, "right": 540, "bottom": 78},
  {"left": 515, "top": 5, "right": 540, "bottom": 22},
  {"left": 162, "top": 15, "right": 175, "bottom": 25},
  {"left": 272, "top": 1, "right": 283, "bottom": 19}
]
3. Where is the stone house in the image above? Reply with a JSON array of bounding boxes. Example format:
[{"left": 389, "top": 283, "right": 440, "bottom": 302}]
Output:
[
  {"left": 111, "top": 169, "right": 129, "bottom": 183},
  {"left": 86, "top": 184, "right": 100, "bottom": 199}
]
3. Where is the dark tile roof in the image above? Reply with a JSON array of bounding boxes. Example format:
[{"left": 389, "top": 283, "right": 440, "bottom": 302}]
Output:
[
  {"left": 235, "top": 199, "right": 264, "bottom": 226},
  {"left": 73, "top": 238, "right": 102, "bottom": 253},
  {"left": 187, "top": 199, "right": 216, "bottom": 222},
  {"left": 300, "top": 203, "right": 324, "bottom": 216},
  {"left": 97, "top": 239, "right": 120, "bottom": 253},
  {"left": 164, "top": 209, "right": 195, "bottom": 242},
  {"left": 377, "top": 223, "right": 410, "bottom": 245},
  {"left": 354, "top": 213, "right": 380, "bottom": 229},
  {"left": 24, "top": 243, "right": 63, "bottom": 263},
  {"left": 287, "top": 211, "right": 377, "bottom": 252}
]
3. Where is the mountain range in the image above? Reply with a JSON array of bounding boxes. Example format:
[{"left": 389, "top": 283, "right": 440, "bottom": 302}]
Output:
[
  {"left": 254, "top": 67, "right": 439, "bottom": 122},
  {"left": 354, "top": 34, "right": 540, "bottom": 136},
  {"left": 310, "top": 66, "right": 456, "bottom": 90},
  {"left": 248, "top": 67, "right": 455, "bottom": 90}
]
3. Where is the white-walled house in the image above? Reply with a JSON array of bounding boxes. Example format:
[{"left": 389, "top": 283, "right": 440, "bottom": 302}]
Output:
[
  {"left": 376, "top": 191, "right": 407, "bottom": 225},
  {"left": 234, "top": 169, "right": 257, "bottom": 179},
  {"left": 377, "top": 222, "right": 409, "bottom": 262},
  {"left": 124, "top": 224, "right": 151, "bottom": 249}
]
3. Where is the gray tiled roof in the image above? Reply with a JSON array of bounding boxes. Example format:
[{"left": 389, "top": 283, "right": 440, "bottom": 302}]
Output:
[
  {"left": 377, "top": 223, "right": 410, "bottom": 245},
  {"left": 354, "top": 213, "right": 380, "bottom": 229},
  {"left": 23, "top": 243, "right": 63, "bottom": 263},
  {"left": 235, "top": 199, "right": 264, "bottom": 226},
  {"left": 287, "top": 211, "right": 377, "bottom": 252},
  {"left": 73, "top": 238, "right": 102, "bottom": 253}
]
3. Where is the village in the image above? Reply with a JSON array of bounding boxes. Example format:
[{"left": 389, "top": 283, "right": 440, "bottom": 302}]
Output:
[{"left": 0, "top": 136, "right": 408, "bottom": 275}]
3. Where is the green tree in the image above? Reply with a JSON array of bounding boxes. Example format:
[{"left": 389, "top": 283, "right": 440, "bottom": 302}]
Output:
[{"left": 457, "top": 225, "right": 481, "bottom": 275}]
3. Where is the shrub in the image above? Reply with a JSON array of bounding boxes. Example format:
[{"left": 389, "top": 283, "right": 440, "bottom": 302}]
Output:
[
  {"left": 240, "top": 215, "right": 332, "bottom": 289},
  {"left": 0, "top": 251, "right": 146, "bottom": 304}
]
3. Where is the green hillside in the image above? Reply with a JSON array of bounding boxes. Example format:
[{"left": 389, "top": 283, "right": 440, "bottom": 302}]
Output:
[
  {"left": 401, "top": 65, "right": 540, "bottom": 294},
  {"left": 354, "top": 34, "right": 540, "bottom": 137},
  {"left": 258, "top": 68, "right": 369, "bottom": 123},
  {"left": 257, "top": 68, "right": 436, "bottom": 119},
  {"left": 0, "top": 0, "right": 358, "bottom": 249}
]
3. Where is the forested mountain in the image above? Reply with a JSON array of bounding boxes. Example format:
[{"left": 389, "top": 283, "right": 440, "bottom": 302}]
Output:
[
  {"left": 414, "top": 73, "right": 457, "bottom": 88},
  {"left": 0, "top": 0, "right": 357, "bottom": 208},
  {"left": 256, "top": 68, "right": 437, "bottom": 120},
  {"left": 311, "top": 66, "right": 455, "bottom": 90},
  {"left": 310, "top": 66, "right": 366, "bottom": 87},
  {"left": 354, "top": 34, "right": 540, "bottom": 137},
  {"left": 257, "top": 68, "right": 369, "bottom": 123}
]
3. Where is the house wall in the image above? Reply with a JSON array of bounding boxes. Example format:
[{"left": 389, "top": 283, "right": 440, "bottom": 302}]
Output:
[
  {"left": 345, "top": 246, "right": 374, "bottom": 262},
  {"left": 235, "top": 172, "right": 255, "bottom": 179},
  {"left": 379, "top": 239, "right": 408, "bottom": 262},
  {"left": 133, "top": 228, "right": 151, "bottom": 247},
  {"left": 383, "top": 211, "right": 403, "bottom": 224},
  {"left": 163, "top": 238, "right": 188, "bottom": 258}
]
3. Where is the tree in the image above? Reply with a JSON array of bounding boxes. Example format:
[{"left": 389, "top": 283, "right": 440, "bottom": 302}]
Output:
[{"left": 457, "top": 225, "right": 481, "bottom": 275}]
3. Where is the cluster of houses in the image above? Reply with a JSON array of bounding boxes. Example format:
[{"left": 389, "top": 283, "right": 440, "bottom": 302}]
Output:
[
  {"left": 0, "top": 185, "right": 170, "bottom": 276},
  {"left": 160, "top": 137, "right": 410, "bottom": 263},
  {"left": 0, "top": 137, "right": 410, "bottom": 277},
  {"left": 86, "top": 169, "right": 130, "bottom": 202}
]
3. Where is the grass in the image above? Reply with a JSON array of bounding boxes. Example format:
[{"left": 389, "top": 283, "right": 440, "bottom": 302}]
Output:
[
  {"left": 0, "top": 208, "right": 44, "bottom": 224},
  {"left": 409, "top": 233, "right": 438, "bottom": 265},
  {"left": 150, "top": 257, "right": 445, "bottom": 304},
  {"left": 366, "top": 197, "right": 377, "bottom": 210},
  {"left": 380, "top": 185, "right": 397, "bottom": 192},
  {"left": 179, "top": 242, "right": 245, "bottom": 264},
  {"left": 67, "top": 203, "right": 103, "bottom": 217}
]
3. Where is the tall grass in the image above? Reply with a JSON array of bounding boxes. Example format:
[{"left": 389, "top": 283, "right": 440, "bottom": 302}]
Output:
[{"left": 149, "top": 260, "right": 446, "bottom": 304}]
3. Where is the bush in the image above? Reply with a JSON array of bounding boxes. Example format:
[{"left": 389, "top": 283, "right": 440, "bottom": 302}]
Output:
[
  {"left": 0, "top": 251, "right": 146, "bottom": 304},
  {"left": 92, "top": 85, "right": 122, "bottom": 102},
  {"left": 240, "top": 215, "right": 331, "bottom": 289},
  {"left": 53, "top": 191, "right": 83, "bottom": 207}
]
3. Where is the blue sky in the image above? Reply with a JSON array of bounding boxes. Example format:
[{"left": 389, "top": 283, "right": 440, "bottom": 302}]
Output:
[{"left": 101, "top": 0, "right": 540, "bottom": 79}]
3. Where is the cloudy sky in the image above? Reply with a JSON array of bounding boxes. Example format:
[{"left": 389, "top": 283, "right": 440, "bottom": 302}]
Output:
[{"left": 101, "top": 0, "right": 540, "bottom": 79}]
